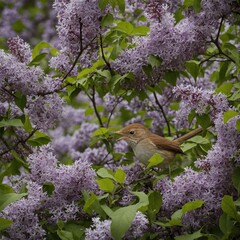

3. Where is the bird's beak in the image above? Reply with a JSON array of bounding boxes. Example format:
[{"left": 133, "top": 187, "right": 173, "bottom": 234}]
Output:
[{"left": 115, "top": 130, "right": 125, "bottom": 141}]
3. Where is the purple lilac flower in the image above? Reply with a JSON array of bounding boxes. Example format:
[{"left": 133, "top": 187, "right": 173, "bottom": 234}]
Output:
[
  {"left": 85, "top": 217, "right": 112, "bottom": 240},
  {"left": 85, "top": 211, "right": 149, "bottom": 239},
  {"left": 26, "top": 93, "right": 63, "bottom": 131},
  {"left": 1, "top": 145, "right": 99, "bottom": 237},
  {"left": 113, "top": 0, "right": 235, "bottom": 87},
  {"left": 7, "top": 36, "right": 32, "bottom": 64},
  {"left": 1, "top": 182, "right": 47, "bottom": 240},
  {"left": 173, "top": 85, "right": 229, "bottom": 118}
]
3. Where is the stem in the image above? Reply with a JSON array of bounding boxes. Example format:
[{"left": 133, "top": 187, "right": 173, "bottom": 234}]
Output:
[
  {"left": 210, "top": 17, "right": 236, "bottom": 63},
  {"left": 0, "top": 128, "right": 37, "bottom": 156},
  {"left": 153, "top": 91, "right": 171, "bottom": 136},
  {"left": 99, "top": 32, "right": 112, "bottom": 73},
  {"left": 89, "top": 85, "right": 104, "bottom": 127}
]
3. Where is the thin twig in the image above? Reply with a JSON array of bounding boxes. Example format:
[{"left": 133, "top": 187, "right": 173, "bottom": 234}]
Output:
[
  {"left": 90, "top": 85, "right": 104, "bottom": 127},
  {"left": 210, "top": 17, "right": 236, "bottom": 63},
  {"left": 0, "top": 128, "right": 37, "bottom": 156},
  {"left": 153, "top": 91, "right": 171, "bottom": 136},
  {"left": 106, "top": 96, "right": 124, "bottom": 128},
  {"left": 99, "top": 32, "right": 112, "bottom": 73}
]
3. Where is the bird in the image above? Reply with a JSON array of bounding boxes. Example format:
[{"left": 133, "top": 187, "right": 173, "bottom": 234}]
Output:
[{"left": 116, "top": 123, "right": 202, "bottom": 166}]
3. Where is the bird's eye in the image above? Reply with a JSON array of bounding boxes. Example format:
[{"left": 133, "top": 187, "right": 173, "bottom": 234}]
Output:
[{"left": 129, "top": 130, "right": 135, "bottom": 135}]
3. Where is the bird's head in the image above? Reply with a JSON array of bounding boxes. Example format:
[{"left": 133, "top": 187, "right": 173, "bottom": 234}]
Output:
[{"left": 115, "top": 123, "right": 151, "bottom": 148}]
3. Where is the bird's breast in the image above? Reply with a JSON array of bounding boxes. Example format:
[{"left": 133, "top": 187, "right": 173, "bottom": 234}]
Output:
[{"left": 134, "top": 139, "right": 175, "bottom": 166}]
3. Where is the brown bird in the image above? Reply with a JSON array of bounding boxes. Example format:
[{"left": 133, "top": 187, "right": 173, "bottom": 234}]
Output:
[{"left": 116, "top": 123, "right": 202, "bottom": 166}]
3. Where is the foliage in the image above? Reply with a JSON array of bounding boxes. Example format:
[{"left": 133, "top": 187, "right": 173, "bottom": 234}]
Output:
[{"left": 0, "top": 0, "right": 240, "bottom": 239}]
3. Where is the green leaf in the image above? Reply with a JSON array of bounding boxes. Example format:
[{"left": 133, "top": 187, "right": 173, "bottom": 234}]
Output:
[
  {"left": 97, "top": 168, "right": 115, "bottom": 181},
  {"left": 223, "top": 110, "right": 238, "bottom": 124},
  {"left": 182, "top": 200, "right": 204, "bottom": 214},
  {"left": 92, "top": 127, "right": 109, "bottom": 137},
  {"left": 111, "top": 205, "right": 137, "bottom": 240},
  {"left": 174, "top": 229, "right": 204, "bottom": 240},
  {"left": 232, "top": 167, "right": 240, "bottom": 194},
  {"left": 219, "top": 213, "right": 234, "bottom": 238},
  {"left": 223, "top": 43, "right": 240, "bottom": 65},
  {"left": 23, "top": 115, "right": 33, "bottom": 133},
  {"left": 148, "top": 55, "right": 162, "bottom": 68},
  {"left": 174, "top": 9, "right": 185, "bottom": 23},
  {"left": 131, "top": 191, "right": 149, "bottom": 209},
  {"left": 101, "top": 13, "right": 114, "bottom": 27},
  {"left": 229, "top": 89, "right": 240, "bottom": 101},
  {"left": 221, "top": 195, "right": 239, "bottom": 220},
  {"left": 14, "top": 92, "right": 27, "bottom": 111},
  {"left": 0, "top": 119, "right": 23, "bottom": 128},
  {"left": 11, "top": 150, "right": 28, "bottom": 167},
  {"left": 236, "top": 119, "right": 240, "bottom": 131},
  {"left": 116, "top": 0, "right": 125, "bottom": 13},
  {"left": 57, "top": 229, "right": 74, "bottom": 240},
  {"left": 29, "top": 53, "right": 48, "bottom": 66},
  {"left": 131, "top": 26, "right": 150, "bottom": 36},
  {"left": 193, "top": 0, "right": 201, "bottom": 13},
  {"left": 114, "top": 169, "right": 126, "bottom": 184},
  {"left": 0, "top": 184, "right": 14, "bottom": 194},
  {"left": 183, "top": 0, "right": 194, "bottom": 7},
  {"left": 0, "top": 218, "right": 13, "bottom": 231},
  {"left": 185, "top": 60, "right": 200, "bottom": 80},
  {"left": 186, "top": 135, "right": 209, "bottom": 145},
  {"left": 181, "top": 142, "right": 197, "bottom": 152},
  {"left": 148, "top": 191, "right": 162, "bottom": 222},
  {"left": 96, "top": 179, "right": 115, "bottom": 192},
  {"left": 215, "top": 82, "right": 233, "bottom": 95},
  {"left": 147, "top": 153, "right": 164, "bottom": 169},
  {"left": 0, "top": 192, "right": 27, "bottom": 211},
  {"left": 64, "top": 222, "right": 85, "bottom": 240},
  {"left": 163, "top": 71, "right": 179, "bottom": 86},
  {"left": 32, "top": 41, "right": 51, "bottom": 59},
  {"left": 27, "top": 131, "right": 51, "bottom": 146},
  {"left": 98, "top": 0, "right": 108, "bottom": 10},
  {"left": 43, "top": 182, "right": 55, "bottom": 196},
  {"left": 115, "top": 21, "right": 133, "bottom": 35},
  {"left": 196, "top": 114, "right": 211, "bottom": 129}
]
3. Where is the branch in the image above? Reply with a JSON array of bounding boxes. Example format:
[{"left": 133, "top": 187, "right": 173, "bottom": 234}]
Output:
[
  {"left": 210, "top": 17, "right": 236, "bottom": 63},
  {"left": 153, "top": 91, "right": 171, "bottom": 136},
  {"left": 88, "top": 85, "right": 104, "bottom": 127},
  {"left": 99, "top": 32, "right": 112, "bottom": 73},
  {"left": 0, "top": 128, "right": 37, "bottom": 156}
]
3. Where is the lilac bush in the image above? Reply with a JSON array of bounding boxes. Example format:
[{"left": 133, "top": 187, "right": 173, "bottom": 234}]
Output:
[{"left": 0, "top": 0, "right": 240, "bottom": 239}]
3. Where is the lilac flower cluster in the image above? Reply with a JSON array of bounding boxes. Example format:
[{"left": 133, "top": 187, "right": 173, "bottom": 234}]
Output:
[
  {"left": 0, "top": 37, "right": 63, "bottom": 133},
  {"left": 113, "top": 0, "right": 236, "bottom": 87},
  {"left": 173, "top": 84, "right": 229, "bottom": 119},
  {"left": 1, "top": 145, "right": 98, "bottom": 238},
  {"left": 85, "top": 211, "right": 149, "bottom": 239},
  {"left": 51, "top": 0, "right": 101, "bottom": 73},
  {"left": 7, "top": 36, "right": 32, "bottom": 64}
]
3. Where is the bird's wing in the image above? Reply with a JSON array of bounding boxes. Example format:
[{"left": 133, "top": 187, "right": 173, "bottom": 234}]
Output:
[{"left": 150, "top": 135, "right": 184, "bottom": 154}]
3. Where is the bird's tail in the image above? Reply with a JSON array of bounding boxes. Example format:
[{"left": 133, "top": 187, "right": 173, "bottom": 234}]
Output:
[{"left": 173, "top": 128, "right": 203, "bottom": 144}]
